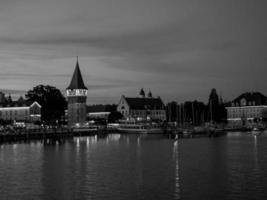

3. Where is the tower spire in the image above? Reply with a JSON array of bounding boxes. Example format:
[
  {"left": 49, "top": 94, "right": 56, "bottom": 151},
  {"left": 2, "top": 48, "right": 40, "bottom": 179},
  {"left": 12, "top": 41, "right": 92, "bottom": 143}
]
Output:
[{"left": 66, "top": 58, "right": 87, "bottom": 90}]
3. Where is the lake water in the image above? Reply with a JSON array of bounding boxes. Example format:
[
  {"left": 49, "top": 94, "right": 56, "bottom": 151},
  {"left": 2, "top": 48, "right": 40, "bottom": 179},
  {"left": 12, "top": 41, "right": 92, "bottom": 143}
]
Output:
[{"left": 1, "top": 132, "right": 267, "bottom": 200}]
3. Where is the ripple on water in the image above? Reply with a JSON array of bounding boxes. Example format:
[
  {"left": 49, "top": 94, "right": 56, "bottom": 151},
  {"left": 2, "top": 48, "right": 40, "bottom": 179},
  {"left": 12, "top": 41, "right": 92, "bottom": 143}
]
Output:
[{"left": 1, "top": 133, "right": 267, "bottom": 200}]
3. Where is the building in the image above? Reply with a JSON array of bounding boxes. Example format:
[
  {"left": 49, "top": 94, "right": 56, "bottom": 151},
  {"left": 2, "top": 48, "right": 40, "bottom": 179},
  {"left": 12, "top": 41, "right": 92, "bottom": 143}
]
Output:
[
  {"left": 226, "top": 92, "right": 267, "bottom": 127},
  {"left": 86, "top": 104, "right": 116, "bottom": 120},
  {"left": 117, "top": 89, "right": 166, "bottom": 121},
  {"left": 66, "top": 58, "right": 88, "bottom": 127},
  {"left": 0, "top": 99, "right": 41, "bottom": 122},
  {"left": 87, "top": 112, "right": 110, "bottom": 120}
]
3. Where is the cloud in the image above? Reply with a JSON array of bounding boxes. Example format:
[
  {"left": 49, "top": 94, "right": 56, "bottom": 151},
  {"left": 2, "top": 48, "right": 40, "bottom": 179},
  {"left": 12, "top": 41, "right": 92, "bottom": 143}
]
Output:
[{"left": 0, "top": 0, "right": 266, "bottom": 103}]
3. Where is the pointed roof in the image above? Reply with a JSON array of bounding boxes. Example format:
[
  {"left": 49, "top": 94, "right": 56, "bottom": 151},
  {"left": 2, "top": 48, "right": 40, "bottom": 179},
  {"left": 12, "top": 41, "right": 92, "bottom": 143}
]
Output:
[
  {"left": 139, "top": 88, "right": 145, "bottom": 97},
  {"left": 67, "top": 58, "right": 87, "bottom": 90},
  {"left": 148, "top": 90, "right": 152, "bottom": 98}
]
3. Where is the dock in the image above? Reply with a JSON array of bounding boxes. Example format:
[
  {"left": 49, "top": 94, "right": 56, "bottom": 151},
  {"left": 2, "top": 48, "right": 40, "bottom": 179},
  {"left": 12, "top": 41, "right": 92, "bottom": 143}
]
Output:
[{"left": 0, "top": 127, "right": 114, "bottom": 144}]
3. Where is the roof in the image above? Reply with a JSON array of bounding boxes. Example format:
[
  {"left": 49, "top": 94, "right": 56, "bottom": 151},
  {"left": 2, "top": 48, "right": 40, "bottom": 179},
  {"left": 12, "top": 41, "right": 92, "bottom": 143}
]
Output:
[
  {"left": 233, "top": 92, "right": 267, "bottom": 106},
  {"left": 0, "top": 100, "right": 40, "bottom": 108},
  {"left": 67, "top": 59, "right": 87, "bottom": 90},
  {"left": 124, "top": 97, "right": 164, "bottom": 110}
]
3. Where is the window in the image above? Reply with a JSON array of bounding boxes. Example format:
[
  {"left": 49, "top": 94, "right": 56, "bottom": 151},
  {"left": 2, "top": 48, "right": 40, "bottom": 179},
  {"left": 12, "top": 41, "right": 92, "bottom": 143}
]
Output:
[{"left": 240, "top": 98, "right": 246, "bottom": 106}]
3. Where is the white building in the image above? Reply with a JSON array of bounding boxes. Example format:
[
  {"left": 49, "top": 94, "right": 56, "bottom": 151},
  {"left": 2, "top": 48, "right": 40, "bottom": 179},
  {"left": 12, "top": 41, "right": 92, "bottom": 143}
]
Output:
[
  {"left": 226, "top": 92, "right": 267, "bottom": 127},
  {"left": 117, "top": 89, "right": 166, "bottom": 121},
  {"left": 87, "top": 112, "right": 110, "bottom": 119},
  {"left": 0, "top": 100, "right": 41, "bottom": 122}
]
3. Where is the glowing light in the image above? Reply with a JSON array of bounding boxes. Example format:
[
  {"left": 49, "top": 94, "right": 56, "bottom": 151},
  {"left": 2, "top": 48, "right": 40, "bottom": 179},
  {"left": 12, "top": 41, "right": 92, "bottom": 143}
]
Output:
[{"left": 66, "top": 89, "right": 88, "bottom": 97}]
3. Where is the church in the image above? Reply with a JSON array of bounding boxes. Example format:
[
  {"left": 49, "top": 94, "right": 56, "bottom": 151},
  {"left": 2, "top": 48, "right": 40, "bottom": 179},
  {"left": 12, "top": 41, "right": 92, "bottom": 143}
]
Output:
[{"left": 117, "top": 89, "right": 166, "bottom": 121}]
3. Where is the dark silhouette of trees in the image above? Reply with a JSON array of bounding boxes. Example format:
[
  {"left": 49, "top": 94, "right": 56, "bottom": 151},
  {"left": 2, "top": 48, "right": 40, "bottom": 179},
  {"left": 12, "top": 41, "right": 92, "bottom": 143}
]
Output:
[
  {"left": 166, "top": 88, "right": 228, "bottom": 125},
  {"left": 108, "top": 111, "right": 123, "bottom": 123},
  {"left": 166, "top": 100, "right": 206, "bottom": 125},
  {"left": 26, "top": 85, "right": 67, "bottom": 123},
  {"left": 183, "top": 101, "right": 206, "bottom": 125},
  {"left": 207, "top": 88, "right": 227, "bottom": 123},
  {"left": 87, "top": 104, "right": 117, "bottom": 113},
  {"left": 166, "top": 101, "right": 178, "bottom": 122}
]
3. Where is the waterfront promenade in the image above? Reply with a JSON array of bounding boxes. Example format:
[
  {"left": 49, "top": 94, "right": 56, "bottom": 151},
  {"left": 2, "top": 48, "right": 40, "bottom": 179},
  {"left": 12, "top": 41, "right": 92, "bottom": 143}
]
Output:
[
  {"left": 0, "top": 125, "right": 232, "bottom": 144},
  {"left": 0, "top": 127, "right": 111, "bottom": 144}
]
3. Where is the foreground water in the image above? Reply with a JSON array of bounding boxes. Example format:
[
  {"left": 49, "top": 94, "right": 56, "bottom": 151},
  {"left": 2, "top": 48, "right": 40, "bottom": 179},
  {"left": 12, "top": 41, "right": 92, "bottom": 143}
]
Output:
[{"left": 1, "top": 132, "right": 267, "bottom": 200}]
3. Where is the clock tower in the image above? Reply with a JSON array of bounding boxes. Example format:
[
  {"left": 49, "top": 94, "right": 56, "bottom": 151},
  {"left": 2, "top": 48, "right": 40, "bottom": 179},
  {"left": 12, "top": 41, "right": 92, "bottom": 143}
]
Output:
[{"left": 66, "top": 58, "right": 88, "bottom": 126}]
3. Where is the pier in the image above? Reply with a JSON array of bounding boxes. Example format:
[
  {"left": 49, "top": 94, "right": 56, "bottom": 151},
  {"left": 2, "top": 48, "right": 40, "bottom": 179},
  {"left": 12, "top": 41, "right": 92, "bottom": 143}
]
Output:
[{"left": 0, "top": 127, "right": 113, "bottom": 144}]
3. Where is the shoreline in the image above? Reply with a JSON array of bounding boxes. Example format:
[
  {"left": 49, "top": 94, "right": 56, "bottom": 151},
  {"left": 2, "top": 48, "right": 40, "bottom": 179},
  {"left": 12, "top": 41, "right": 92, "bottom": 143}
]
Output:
[
  {"left": 0, "top": 126, "right": 260, "bottom": 145},
  {"left": 0, "top": 128, "right": 109, "bottom": 144}
]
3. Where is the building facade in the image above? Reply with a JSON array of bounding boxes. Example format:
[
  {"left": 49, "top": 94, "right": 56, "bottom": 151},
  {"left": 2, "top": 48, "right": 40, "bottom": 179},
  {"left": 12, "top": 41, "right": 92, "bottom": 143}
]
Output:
[
  {"left": 0, "top": 100, "right": 41, "bottom": 122},
  {"left": 226, "top": 92, "right": 267, "bottom": 127},
  {"left": 117, "top": 89, "right": 166, "bottom": 121},
  {"left": 66, "top": 59, "right": 88, "bottom": 127}
]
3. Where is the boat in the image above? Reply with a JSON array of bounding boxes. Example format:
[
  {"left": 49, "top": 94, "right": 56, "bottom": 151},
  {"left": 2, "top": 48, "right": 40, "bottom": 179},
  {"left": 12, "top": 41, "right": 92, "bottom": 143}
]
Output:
[
  {"left": 72, "top": 125, "right": 99, "bottom": 133},
  {"left": 251, "top": 127, "right": 262, "bottom": 136},
  {"left": 182, "top": 128, "right": 193, "bottom": 138},
  {"left": 116, "top": 120, "right": 163, "bottom": 134}
]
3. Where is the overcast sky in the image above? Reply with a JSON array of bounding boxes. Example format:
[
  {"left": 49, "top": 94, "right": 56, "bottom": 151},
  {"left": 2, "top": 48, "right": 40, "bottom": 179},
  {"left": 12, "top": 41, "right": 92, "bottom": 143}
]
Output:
[{"left": 0, "top": 0, "right": 266, "bottom": 104}]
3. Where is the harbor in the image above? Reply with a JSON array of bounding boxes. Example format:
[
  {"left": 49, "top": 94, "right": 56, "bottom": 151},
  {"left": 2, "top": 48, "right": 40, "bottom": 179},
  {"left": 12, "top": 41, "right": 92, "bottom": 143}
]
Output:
[
  {"left": 0, "top": 127, "right": 110, "bottom": 144},
  {"left": 1, "top": 123, "right": 263, "bottom": 144},
  {"left": 0, "top": 1, "right": 266, "bottom": 199},
  {"left": 1, "top": 132, "right": 267, "bottom": 200}
]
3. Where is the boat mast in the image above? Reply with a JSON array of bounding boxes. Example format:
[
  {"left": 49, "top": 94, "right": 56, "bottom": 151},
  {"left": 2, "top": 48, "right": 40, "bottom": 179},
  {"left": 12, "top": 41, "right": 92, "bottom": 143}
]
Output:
[
  {"left": 210, "top": 99, "right": 213, "bottom": 123},
  {"left": 192, "top": 102, "right": 195, "bottom": 125}
]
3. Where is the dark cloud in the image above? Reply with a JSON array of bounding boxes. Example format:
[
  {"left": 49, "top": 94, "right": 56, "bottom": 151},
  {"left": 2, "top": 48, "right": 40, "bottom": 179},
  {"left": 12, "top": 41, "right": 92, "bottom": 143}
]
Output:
[{"left": 0, "top": 0, "right": 266, "bottom": 103}]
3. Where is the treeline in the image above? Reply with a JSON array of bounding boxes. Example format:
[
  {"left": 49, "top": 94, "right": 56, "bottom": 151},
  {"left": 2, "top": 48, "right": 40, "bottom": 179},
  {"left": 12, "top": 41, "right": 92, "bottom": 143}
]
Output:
[
  {"left": 166, "top": 88, "right": 228, "bottom": 125},
  {"left": 86, "top": 104, "right": 117, "bottom": 113}
]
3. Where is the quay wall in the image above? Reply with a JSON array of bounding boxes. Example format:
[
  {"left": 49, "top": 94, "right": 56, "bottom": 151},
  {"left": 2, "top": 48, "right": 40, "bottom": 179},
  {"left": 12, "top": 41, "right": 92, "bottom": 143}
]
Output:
[{"left": 0, "top": 128, "right": 112, "bottom": 144}]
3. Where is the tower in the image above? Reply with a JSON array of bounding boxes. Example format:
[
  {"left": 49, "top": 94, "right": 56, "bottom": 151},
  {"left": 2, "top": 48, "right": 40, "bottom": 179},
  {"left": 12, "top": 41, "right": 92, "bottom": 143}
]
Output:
[{"left": 66, "top": 58, "right": 88, "bottom": 127}]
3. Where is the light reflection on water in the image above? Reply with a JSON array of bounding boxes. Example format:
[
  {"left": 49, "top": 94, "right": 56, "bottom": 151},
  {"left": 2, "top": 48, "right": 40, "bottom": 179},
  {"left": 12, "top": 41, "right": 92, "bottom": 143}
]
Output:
[
  {"left": 173, "top": 140, "right": 180, "bottom": 200},
  {"left": 0, "top": 132, "right": 267, "bottom": 200}
]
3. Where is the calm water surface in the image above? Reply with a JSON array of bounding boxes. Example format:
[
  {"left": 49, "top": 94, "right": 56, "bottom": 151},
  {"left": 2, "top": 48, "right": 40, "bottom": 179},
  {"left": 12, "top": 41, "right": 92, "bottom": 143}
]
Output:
[{"left": 1, "top": 132, "right": 267, "bottom": 200}]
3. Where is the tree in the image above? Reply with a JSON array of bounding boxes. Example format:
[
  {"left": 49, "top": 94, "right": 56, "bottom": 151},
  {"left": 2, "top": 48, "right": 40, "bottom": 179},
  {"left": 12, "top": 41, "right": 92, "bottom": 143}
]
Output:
[
  {"left": 108, "top": 111, "right": 123, "bottom": 123},
  {"left": 207, "top": 88, "right": 227, "bottom": 123},
  {"left": 26, "top": 85, "right": 67, "bottom": 123},
  {"left": 207, "top": 88, "right": 220, "bottom": 122}
]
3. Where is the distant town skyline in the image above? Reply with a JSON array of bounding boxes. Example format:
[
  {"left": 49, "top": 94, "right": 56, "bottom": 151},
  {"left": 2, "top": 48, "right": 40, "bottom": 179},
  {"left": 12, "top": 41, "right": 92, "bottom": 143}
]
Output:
[{"left": 0, "top": 0, "right": 266, "bottom": 104}]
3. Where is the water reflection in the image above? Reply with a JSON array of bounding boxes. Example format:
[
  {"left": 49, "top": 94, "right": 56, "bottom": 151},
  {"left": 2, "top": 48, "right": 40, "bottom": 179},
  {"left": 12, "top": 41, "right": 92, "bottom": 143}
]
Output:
[
  {"left": 1, "top": 134, "right": 267, "bottom": 200},
  {"left": 173, "top": 140, "right": 181, "bottom": 199},
  {"left": 106, "top": 134, "right": 121, "bottom": 142},
  {"left": 252, "top": 135, "right": 260, "bottom": 182}
]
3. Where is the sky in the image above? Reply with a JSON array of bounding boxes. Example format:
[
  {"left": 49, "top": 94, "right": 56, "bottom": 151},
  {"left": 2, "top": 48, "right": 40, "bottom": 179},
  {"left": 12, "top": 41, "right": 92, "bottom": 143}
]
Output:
[{"left": 0, "top": 0, "right": 266, "bottom": 104}]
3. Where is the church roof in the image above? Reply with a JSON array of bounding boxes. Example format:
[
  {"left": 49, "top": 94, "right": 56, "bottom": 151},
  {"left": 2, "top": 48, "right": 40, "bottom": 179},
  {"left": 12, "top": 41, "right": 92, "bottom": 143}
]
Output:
[
  {"left": 67, "top": 59, "right": 87, "bottom": 90},
  {"left": 124, "top": 97, "right": 164, "bottom": 110},
  {"left": 139, "top": 88, "right": 145, "bottom": 96}
]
